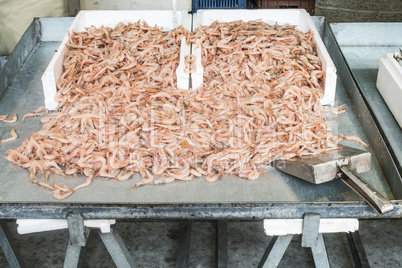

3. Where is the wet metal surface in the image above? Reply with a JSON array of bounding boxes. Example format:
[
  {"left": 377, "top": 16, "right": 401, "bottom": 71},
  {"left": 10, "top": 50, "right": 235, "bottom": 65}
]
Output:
[
  {"left": 0, "top": 43, "right": 385, "bottom": 203},
  {"left": 331, "top": 23, "right": 402, "bottom": 199},
  {"left": 0, "top": 18, "right": 400, "bottom": 218}
]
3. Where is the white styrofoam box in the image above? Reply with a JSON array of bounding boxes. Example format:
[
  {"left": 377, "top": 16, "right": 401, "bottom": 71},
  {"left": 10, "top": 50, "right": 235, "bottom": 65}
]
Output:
[
  {"left": 17, "top": 219, "right": 116, "bottom": 234},
  {"left": 176, "top": 36, "right": 191, "bottom": 89},
  {"left": 80, "top": 0, "right": 192, "bottom": 12},
  {"left": 192, "top": 9, "right": 337, "bottom": 106},
  {"left": 190, "top": 42, "right": 204, "bottom": 90},
  {"left": 41, "top": 10, "right": 192, "bottom": 110},
  {"left": 263, "top": 218, "right": 359, "bottom": 236},
  {"left": 376, "top": 53, "right": 402, "bottom": 129}
]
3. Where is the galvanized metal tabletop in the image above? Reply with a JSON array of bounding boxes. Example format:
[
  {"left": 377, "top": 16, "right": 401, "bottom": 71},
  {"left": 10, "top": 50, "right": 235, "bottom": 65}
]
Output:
[
  {"left": 0, "top": 18, "right": 400, "bottom": 219},
  {"left": 331, "top": 23, "right": 402, "bottom": 199}
]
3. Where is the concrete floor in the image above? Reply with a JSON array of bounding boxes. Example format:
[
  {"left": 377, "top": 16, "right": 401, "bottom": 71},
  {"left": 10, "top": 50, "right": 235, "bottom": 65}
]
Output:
[{"left": 0, "top": 219, "right": 401, "bottom": 267}]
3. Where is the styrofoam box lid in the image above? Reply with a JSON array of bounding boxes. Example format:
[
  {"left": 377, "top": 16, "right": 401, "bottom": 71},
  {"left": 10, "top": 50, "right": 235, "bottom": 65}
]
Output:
[
  {"left": 41, "top": 10, "right": 192, "bottom": 110},
  {"left": 193, "top": 9, "right": 337, "bottom": 106}
]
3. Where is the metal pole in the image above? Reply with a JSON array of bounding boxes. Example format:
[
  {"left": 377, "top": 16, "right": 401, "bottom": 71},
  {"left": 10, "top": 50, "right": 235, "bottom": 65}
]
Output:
[
  {"left": 0, "top": 221, "right": 25, "bottom": 268},
  {"left": 258, "top": 235, "right": 293, "bottom": 268},
  {"left": 176, "top": 220, "right": 192, "bottom": 268},
  {"left": 64, "top": 214, "right": 89, "bottom": 268},
  {"left": 301, "top": 214, "right": 330, "bottom": 268},
  {"left": 346, "top": 231, "right": 370, "bottom": 268},
  {"left": 309, "top": 234, "right": 330, "bottom": 268},
  {"left": 98, "top": 229, "right": 137, "bottom": 268},
  {"left": 215, "top": 221, "right": 228, "bottom": 268}
]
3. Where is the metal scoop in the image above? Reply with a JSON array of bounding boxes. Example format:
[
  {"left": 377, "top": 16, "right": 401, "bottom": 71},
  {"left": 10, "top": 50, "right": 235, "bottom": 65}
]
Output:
[{"left": 272, "top": 145, "right": 394, "bottom": 214}]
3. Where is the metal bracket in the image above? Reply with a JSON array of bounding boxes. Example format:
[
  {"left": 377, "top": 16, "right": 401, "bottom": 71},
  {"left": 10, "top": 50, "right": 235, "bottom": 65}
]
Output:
[
  {"left": 301, "top": 213, "right": 330, "bottom": 268},
  {"left": 259, "top": 214, "right": 332, "bottom": 268},
  {"left": 64, "top": 215, "right": 137, "bottom": 268},
  {"left": 67, "top": 213, "right": 88, "bottom": 247},
  {"left": 301, "top": 213, "right": 320, "bottom": 248},
  {"left": 64, "top": 214, "right": 89, "bottom": 268}
]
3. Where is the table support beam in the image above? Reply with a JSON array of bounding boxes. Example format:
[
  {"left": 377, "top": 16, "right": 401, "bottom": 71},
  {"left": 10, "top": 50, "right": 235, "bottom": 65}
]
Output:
[
  {"left": 64, "top": 240, "right": 88, "bottom": 268},
  {"left": 0, "top": 221, "right": 25, "bottom": 268},
  {"left": 176, "top": 220, "right": 192, "bottom": 268},
  {"left": 64, "top": 214, "right": 89, "bottom": 268},
  {"left": 64, "top": 214, "right": 136, "bottom": 268},
  {"left": 259, "top": 214, "right": 335, "bottom": 268},
  {"left": 215, "top": 220, "right": 228, "bottom": 268},
  {"left": 258, "top": 235, "right": 293, "bottom": 268},
  {"left": 346, "top": 231, "right": 370, "bottom": 268},
  {"left": 301, "top": 214, "right": 330, "bottom": 268},
  {"left": 98, "top": 229, "right": 137, "bottom": 268}
]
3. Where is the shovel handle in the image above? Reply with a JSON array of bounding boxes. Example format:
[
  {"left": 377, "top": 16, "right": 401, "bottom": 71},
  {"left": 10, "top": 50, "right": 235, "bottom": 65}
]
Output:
[{"left": 339, "top": 166, "right": 394, "bottom": 214}]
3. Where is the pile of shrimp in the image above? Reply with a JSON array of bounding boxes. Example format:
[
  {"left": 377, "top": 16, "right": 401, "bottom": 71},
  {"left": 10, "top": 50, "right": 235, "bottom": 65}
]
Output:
[{"left": 7, "top": 20, "right": 343, "bottom": 199}]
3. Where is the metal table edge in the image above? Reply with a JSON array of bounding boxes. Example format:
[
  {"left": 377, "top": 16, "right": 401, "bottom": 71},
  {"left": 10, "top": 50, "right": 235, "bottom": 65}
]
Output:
[{"left": 0, "top": 201, "right": 401, "bottom": 219}]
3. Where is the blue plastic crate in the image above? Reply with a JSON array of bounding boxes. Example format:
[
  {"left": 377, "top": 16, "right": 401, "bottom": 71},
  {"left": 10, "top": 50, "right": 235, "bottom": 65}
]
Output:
[{"left": 192, "top": 0, "right": 256, "bottom": 13}]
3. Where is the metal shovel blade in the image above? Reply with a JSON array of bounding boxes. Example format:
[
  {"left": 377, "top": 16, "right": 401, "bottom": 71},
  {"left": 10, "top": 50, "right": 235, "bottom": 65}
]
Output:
[
  {"left": 272, "top": 146, "right": 394, "bottom": 214},
  {"left": 272, "top": 146, "right": 371, "bottom": 184}
]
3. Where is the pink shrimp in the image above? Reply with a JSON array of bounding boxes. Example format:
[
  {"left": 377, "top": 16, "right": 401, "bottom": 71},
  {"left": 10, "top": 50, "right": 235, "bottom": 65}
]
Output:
[
  {"left": 3, "top": 113, "right": 17, "bottom": 124},
  {"left": 205, "top": 173, "right": 221, "bottom": 183},
  {"left": 331, "top": 104, "right": 347, "bottom": 115},
  {"left": 0, "top": 129, "right": 17, "bottom": 143},
  {"left": 336, "top": 134, "right": 369, "bottom": 148}
]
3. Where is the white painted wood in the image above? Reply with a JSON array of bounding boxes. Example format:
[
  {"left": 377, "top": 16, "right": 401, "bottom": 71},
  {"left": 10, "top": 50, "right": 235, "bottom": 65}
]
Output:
[{"left": 263, "top": 218, "right": 359, "bottom": 236}]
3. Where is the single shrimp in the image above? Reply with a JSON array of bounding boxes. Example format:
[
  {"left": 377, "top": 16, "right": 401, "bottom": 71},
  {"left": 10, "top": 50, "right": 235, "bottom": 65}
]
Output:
[
  {"left": 189, "top": 168, "right": 203, "bottom": 177},
  {"left": 35, "top": 106, "right": 49, "bottom": 115},
  {"left": 0, "top": 114, "right": 9, "bottom": 121},
  {"left": 331, "top": 104, "right": 347, "bottom": 115},
  {"left": 130, "top": 168, "right": 154, "bottom": 188},
  {"left": 114, "top": 171, "right": 134, "bottom": 181},
  {"left": 32, "top": 178, "right": 54, "bottom": 191},
  {"left": 22, "top": 113, "right": 42, "bottom": 123},
  {"left": 3, "top": 113, "right": 17, "bottom": 124},
  {"left": 53, "top": 189, "right": 74, "bottom": 200},
  {"left": 0, "top": 129, "right": 17, "bottom": 143},
  {"left": 53, "top": 183, "right": 70, "bottom": 192},
  {"left": 336, "top": 134, "right": 369, "bottom": 148},
  {"left": 73, "top": 176, "right": 94, "bottom": 191},
  {"left": 205, "top": 172, "right": 221, "bottom": 183},
  {"left": 153, "top": 176, "right": 175, "bottom": 185},
  {"left": 247, "top": 166, "right": 266, "bottom": 180},
  {"left": 22, "top": 107, "right": 49, "bottom": 122}
]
